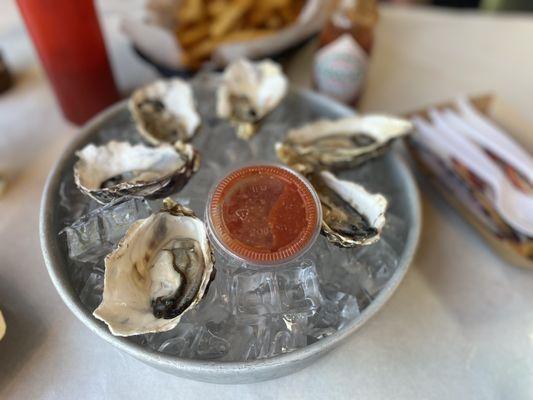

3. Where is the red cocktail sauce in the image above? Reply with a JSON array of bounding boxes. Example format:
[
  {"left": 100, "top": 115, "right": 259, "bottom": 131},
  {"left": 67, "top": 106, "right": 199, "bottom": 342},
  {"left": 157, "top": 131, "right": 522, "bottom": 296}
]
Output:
[{"left": 208, "top": 165, "right": 320, "bottom": 265}]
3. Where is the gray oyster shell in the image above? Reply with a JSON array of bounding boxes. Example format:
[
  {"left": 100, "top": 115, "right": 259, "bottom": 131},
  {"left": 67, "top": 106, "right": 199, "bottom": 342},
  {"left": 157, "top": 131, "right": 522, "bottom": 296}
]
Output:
[
  {"left": 276, "top": 115, "right": 413, "bottom": 170},
  {"left": 216, "top": 58, "right": 288, "bottom": 139},
  {"left": 74, "top": 141, "right": 199, "bottom": 203},
  {"left": 310, "top": 170, "right": 387, "bottom": 247},
  {"left": 93, "top": 199, "right": 215, "bottom": 337},
  {"left": 129, "top": 78, "right": 201, "bottom": 145}
]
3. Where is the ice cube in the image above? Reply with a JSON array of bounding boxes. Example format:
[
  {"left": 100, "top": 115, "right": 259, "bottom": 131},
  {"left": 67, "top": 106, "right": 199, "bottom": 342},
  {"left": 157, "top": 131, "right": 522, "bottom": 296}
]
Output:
[
  {"left": 96, "top": 112, "right": 143, "bottom": 144},
  {"left": 243, "top": 315, "right": 308, "bottom": 360},
  {"left": 354, "top": 239, "right": 399, "bottom": 299},
  {"left": 276, "top": 259, "right": 322, "bottom": 317},
  {"left": 219, "top": 260, "right": 322, "bottom": 320},
  {"left": 305, "top": 285, "right": 359, "bottom": 341},
  {"left": 231, "top": 268, "right": 280, "bottom": 317},
  {"left": 380, "top": 211, "right": 408, "bottom": 254},
  {"left": 62, "top": 197, "right": 152, "bottom": 263},
  {"left": 58, "top": 176, "right": 98, "bottom": 225},
  {"left": 157, "top": 322, "right": 201, "bottom": 358},
  {"left": 194, "top": 323, "right": 232, "bottom": 360},
  {"left": 155, "top": 318, "right": 255, "bottom": 361},
  {"left": 78, "top": 270, "right": 105, "bottom": 311}
]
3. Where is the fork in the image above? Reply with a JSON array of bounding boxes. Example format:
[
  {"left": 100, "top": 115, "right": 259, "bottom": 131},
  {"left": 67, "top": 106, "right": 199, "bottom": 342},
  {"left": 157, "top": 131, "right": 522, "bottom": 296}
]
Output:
[
  {"left": 413, "top": 113, "right": 533, "bottom": 236},
  {"left": 455, "top": 97, "right": 533, "bottom": 166},
  {"left": 447, "top": 99, "right": 533, "bottom": 184}
]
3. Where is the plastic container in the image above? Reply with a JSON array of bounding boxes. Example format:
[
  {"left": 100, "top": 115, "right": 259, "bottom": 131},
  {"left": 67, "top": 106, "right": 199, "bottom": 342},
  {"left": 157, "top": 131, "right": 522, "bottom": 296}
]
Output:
[
  {"left": 16, "top": 0, "right": 120, "bottom": 124},
  {"left": 206, "top": 164, "right": 322, "bottom": 267}
]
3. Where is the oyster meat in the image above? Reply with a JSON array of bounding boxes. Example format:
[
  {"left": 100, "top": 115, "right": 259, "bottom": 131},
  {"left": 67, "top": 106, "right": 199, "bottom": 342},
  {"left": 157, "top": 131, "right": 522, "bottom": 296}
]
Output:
[
  {"left": 217, "top": 58, "right": 288, "bottom": 139},
  {"left": 94, "top": 199, "right": 215, "bottom": 336},
  {"left": 129, "top": 78, "right": 201, "bottom": 145},
  {"left": 277, "top": 115, "right": 413, "bottom": 170},
  {"left": 311, "top": 171, "right": 387, "bottom": 247},
  {"left": 74, "top": 141, "right": 199, "bottom": 203}
]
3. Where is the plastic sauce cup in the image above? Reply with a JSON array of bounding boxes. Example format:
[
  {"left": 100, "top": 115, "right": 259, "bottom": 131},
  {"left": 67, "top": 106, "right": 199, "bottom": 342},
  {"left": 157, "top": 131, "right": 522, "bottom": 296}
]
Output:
[{"left": 206, "top": 164, "right": 322, "bottom": 267}]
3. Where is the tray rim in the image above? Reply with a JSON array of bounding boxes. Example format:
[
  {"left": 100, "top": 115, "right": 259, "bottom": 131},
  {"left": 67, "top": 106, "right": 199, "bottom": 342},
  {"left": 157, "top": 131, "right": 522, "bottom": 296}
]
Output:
[{"left": 39, "top": 87, "right": 421, "bottom": 383}]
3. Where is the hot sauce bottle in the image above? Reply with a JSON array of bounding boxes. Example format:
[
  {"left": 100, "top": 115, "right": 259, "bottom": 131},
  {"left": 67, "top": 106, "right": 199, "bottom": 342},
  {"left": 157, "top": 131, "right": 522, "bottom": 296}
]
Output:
[{"left": 313, "top": 0, "right": 378, "bottom": 107}]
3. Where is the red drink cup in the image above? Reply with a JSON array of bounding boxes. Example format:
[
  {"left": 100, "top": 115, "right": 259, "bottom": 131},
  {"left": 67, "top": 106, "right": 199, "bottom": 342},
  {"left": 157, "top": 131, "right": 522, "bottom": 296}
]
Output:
[{"left": 16, "top": 0, "right": 120, "bottom": 125}]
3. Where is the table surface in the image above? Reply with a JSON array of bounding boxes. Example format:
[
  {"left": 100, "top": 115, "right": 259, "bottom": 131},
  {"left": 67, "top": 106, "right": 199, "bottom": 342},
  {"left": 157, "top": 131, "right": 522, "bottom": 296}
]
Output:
[{"left": 1, "top": 2, "right": 533, "bottom": 399}]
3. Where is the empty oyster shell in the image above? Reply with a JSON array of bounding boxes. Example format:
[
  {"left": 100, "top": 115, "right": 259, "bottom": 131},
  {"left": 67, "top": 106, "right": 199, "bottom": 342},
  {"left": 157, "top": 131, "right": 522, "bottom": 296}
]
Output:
[
  {"left": 129, "top": 79, "right": 201, "bottom": 145},
  {"left": 277, "top": 115, "right": 413, "bottom": 170},
  {"left": 74, "top": 141, "right": 199, "bottom": 203},
  {"left": 311, "top": 170, "right": 387, "bottom": 247},
  {"left": 94, "top": 199, "right": 215, "bottom": 336},
  {"left": 217, "top": 58, "right": 288, "bottom": 139}
]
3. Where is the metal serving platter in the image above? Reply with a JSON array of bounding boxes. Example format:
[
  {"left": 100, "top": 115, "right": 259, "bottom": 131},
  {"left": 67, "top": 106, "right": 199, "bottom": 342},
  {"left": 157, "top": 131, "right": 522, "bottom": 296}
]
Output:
[{"left": 40, "top": 82, "right": 421, "bottom": 384}]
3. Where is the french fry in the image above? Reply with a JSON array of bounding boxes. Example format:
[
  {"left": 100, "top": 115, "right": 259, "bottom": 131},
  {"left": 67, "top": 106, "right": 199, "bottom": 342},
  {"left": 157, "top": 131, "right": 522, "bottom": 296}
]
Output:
[
  {"left": 210, "top": 0, "right": 254, "bottom": 38},
  {"left": 177, "top": 22, "right": 210, "bottom": 47},
  {"left": 279, "top": 0, "right": 303, "bottom": 23},
  {"left": 180, "top": 53, "right": 202, "bottom": 69},
  {"left": 219, "top": 29, "right": 275, "bottom": 43},
  {"left": 177, "top": 0, "right": 205, "bottom": 25},
  {"left": 207, "top": 0, "right": 227, "bottom": 17},
  {"left": 267, "top": 0, "right": 292, "bottom": 9},
  {"left": 247, "top": 4, "right": 275, "bottom": 27},
  {"left": 264, "top": 13, "right": 283, "bottom": 30},
  {"left": 174, "top": 0, "right": 306, "bottom": 67},
  {"left": 187, "top": 38, "right": 219, "bottom": 61}
]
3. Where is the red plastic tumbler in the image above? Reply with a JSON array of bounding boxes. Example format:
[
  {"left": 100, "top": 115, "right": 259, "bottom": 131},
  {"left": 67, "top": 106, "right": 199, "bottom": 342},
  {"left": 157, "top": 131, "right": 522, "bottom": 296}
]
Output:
[{"left": 16, "top": 0, "right": 120, "bottom": 125}]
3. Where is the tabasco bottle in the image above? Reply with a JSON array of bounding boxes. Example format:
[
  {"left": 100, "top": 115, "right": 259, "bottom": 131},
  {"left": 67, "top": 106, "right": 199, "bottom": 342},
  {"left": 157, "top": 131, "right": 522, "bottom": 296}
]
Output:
[{"left": 313, "top": 0, "right": 378, "bottom": 107}]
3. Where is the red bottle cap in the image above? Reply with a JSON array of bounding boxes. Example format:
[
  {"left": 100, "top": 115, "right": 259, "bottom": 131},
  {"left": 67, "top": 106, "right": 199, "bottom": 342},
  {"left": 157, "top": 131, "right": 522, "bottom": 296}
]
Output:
[{"left": 207, "top": 165, "right": 321, "bottom": 266}]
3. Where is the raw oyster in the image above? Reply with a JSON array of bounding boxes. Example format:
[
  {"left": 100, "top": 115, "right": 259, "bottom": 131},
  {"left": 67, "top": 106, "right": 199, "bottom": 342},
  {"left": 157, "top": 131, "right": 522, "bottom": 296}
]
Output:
[
  {"left": 129, "top": 79, "right": 201, "bottom": 145},
  {"left": 310, "top": 171, "right": 387, "bottom": 247},
  {"left": 74, "top": 141, "right": 199, "bottom": 203},
  {"left": 217, "top": 58, "right": 288, "bottom": 139},
  {"left": 94, "top": 199, "right": 215, "bottom": 336},
  {"left": 276, "top": 115, "right": 413, "bottom": 170}
]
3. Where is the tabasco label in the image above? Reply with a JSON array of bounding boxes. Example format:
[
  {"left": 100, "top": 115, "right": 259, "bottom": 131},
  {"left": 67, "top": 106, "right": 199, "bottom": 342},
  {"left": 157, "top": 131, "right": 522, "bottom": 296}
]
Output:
[{"left": 313, "top": 33, "right": 368, "bottom": 104}]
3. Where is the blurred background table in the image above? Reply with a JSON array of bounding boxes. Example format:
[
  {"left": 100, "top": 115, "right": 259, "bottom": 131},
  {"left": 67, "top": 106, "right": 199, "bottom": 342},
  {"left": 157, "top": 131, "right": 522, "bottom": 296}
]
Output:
[{"left": 1, "top": 2, "right": 533, "bottom": 399}]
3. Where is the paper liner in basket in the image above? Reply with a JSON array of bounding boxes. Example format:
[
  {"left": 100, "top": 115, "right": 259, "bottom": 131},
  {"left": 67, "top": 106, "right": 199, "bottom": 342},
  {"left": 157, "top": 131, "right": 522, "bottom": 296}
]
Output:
[{"left": 122, "top": 0, "right": 326, "bottom": 70}]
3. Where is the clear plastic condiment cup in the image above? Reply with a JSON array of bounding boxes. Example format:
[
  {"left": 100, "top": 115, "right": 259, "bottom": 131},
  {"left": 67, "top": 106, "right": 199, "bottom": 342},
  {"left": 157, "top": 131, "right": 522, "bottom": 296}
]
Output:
[{"left": 206, "top": 164, "right": 322, "bottom": 268}]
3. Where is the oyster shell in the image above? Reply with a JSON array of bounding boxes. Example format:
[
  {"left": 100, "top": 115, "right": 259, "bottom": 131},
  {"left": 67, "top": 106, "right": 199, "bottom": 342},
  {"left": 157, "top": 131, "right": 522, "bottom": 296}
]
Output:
[
  {"left": 94, "top": 199, "right": 215, "bottom": 336},
  {"left": 311, "top": 170, "right": 387, "bottom": 247},
  {"left": 74, "top": 141, "right": 199, "bottom": 203},
  {"left": 277, "top": 115, "right": 413, "bottom": 170},
  {"left": 217, "top": 58, "right": 288, "bottom": 139},
  {"left": 129, "top": 79, "right": 201, "bottom": 145}
]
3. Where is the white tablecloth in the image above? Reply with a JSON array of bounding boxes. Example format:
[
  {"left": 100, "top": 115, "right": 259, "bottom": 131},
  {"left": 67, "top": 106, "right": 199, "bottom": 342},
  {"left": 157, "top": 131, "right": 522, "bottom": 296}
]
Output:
[{"left": 1, "top": 3, "right": 533, "bottom": 399}]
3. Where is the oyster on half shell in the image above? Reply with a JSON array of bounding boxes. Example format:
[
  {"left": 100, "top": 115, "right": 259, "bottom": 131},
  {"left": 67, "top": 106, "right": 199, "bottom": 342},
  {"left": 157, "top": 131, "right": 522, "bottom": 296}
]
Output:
[
  {"left": 277, "top": 115, "right": 413, "bottom": 170},
  {"left": 94, "top": 199, "right": 215, "bottom": 337},
  {"left": 129, "top": 78, "right": 201, "bottom": 145},
  {"left": 74, "top": 141, "right": 199, "bottom": 203},
  {"left": 310, "top": 171, "right": 387, "bottom": 247},
  {"left": 217, "top": 58, "right": 288, "bottom": 139}
]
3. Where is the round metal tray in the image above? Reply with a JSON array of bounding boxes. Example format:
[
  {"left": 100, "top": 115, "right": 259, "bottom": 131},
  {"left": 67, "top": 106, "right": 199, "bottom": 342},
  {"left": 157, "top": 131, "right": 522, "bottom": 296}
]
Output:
[{"left": 40, "top": 87, "right": 421, "bottom": 384}]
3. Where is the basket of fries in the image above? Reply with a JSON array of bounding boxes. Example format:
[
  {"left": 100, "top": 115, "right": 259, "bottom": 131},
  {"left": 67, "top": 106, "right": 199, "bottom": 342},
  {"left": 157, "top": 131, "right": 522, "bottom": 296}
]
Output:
[{"left": 123, "top": 0, "right": 326, "bottom": 75}]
